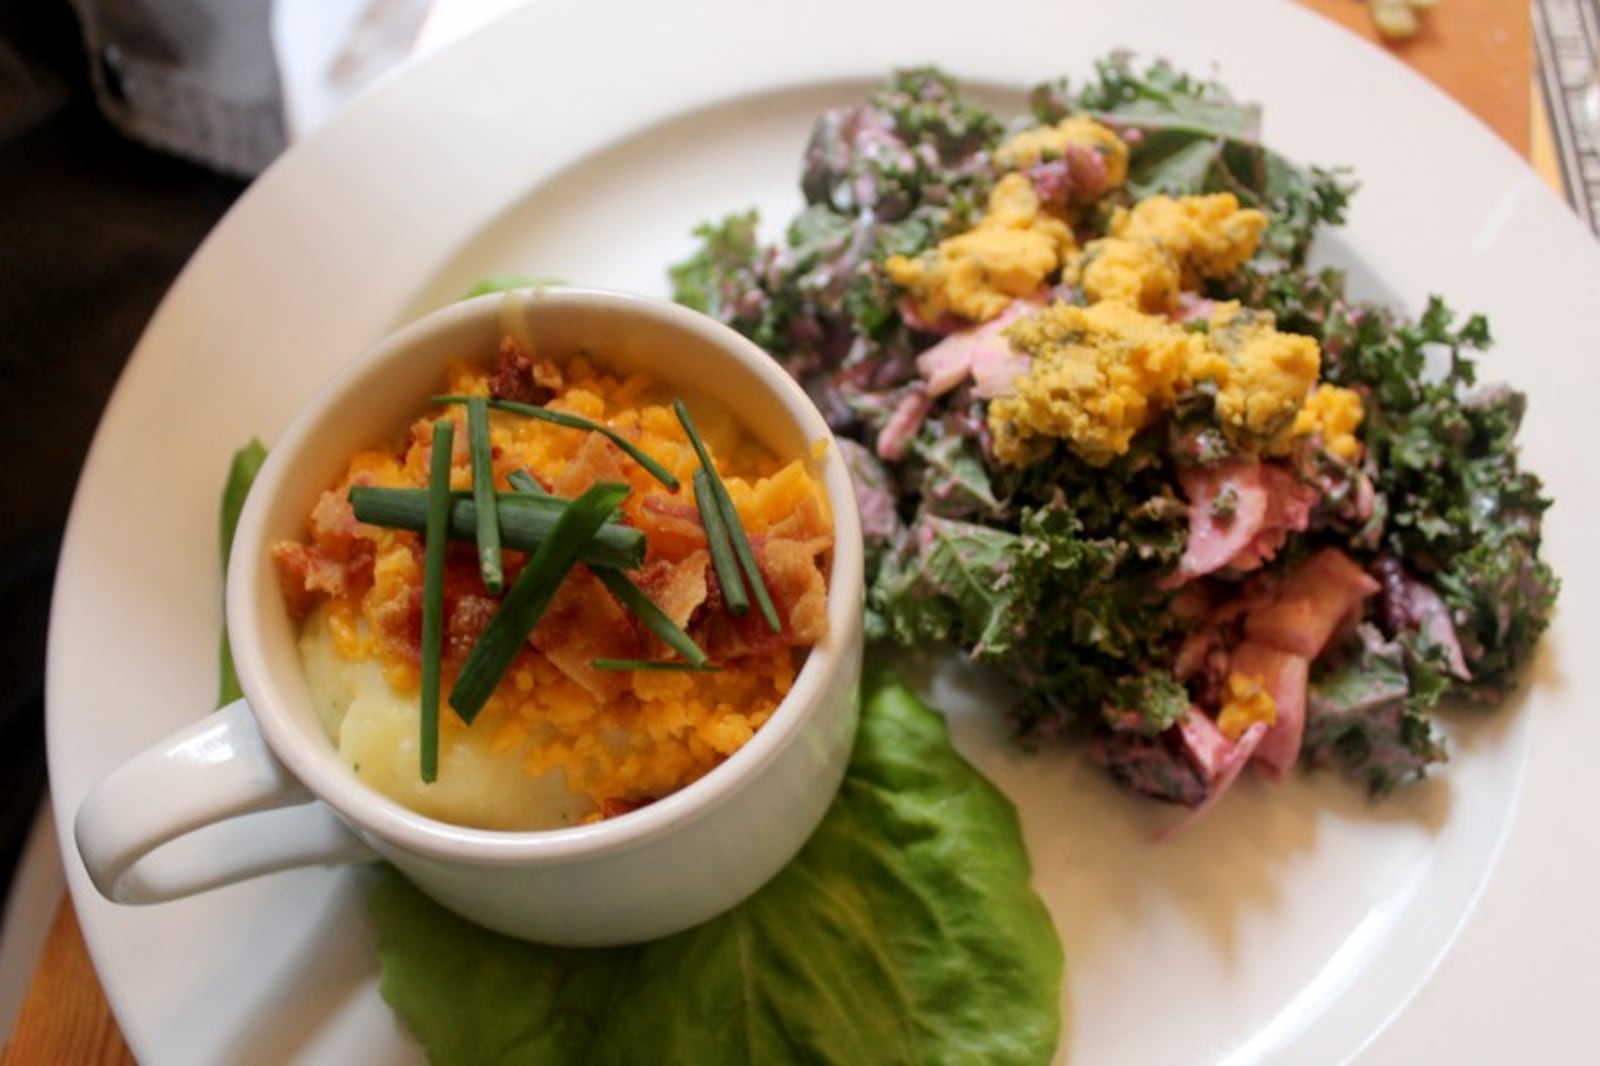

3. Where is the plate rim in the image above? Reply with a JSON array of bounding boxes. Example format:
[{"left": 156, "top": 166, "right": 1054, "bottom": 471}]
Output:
[{"left": 45, "top": 0, "right": 1600, "bottom": 1062}]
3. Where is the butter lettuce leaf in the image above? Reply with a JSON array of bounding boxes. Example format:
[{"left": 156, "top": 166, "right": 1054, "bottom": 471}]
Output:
[
  {"left": 369, "top": 667, "right": 1063, "bottom": 1065},
  {"left": 218, "top": 438, "right": 266, "bottom": 707}
]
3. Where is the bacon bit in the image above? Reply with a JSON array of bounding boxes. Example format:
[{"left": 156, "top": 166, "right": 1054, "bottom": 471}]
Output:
[
  {"left": 1025, "top": 142, "right": 1111, "bottom": 207},
  {"left": 445, "top": 591, "right": 498, "bottom": 662},
  {"left": 309, "top": 487, "right": 366, "bottom": 547},
  {"left": 1230, "top": 641, "right": 1310, "bottom": 778},
  {"left": 531, "top": 567, "right": 640, "bottom": 701},
  {"left": 705, "top": 602, "right": 791, "bottom": 660},
  {"left": 271, "top": 542, "right": 359, "bottom": 618},
  {"left": 271, "top": 489, "right": 378, "bottom": 618},
  {"left": 635, "top": 550, "right": 710, "bottom": 631},
  {"left": 597, "top": 796, "right": 654, "bottom": 819},
  {"left": 970, "top": 339, "right": 1032, "bottom": 401},
  {"left": 490, "top": 335, "right": 561, "bottom": 405},
  {"left": 764, "top": 493, "right": 831, "bottom": 545},
  {"left": 636, "top": 494, "right": 707, "bottom": 562},
  {"left": 372, "top": 545, "right": 503, "bottom": 669},
  {"left": 550, "top": 432, "right": 628, "bottom": 498},
  {"left": 702, "top": 529, "right": 829, "bottom": 660},
  {"left": 763, "top": 536, "right": 829, "bottom": 645},
  {"left": 1245, "top": 548, "right": 1381, "bottom": 660}
]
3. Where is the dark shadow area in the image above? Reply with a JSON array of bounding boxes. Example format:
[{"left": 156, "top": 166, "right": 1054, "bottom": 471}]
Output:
[{"left": 0, "top": 0, "right": 247, "bottom": 904}]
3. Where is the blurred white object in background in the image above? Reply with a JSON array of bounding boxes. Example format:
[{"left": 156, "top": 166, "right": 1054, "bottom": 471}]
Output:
[
  {"left": 272, "top": 0, "right": 526, "bottom": 143},
  {"left": 272, "top": 0, "right": 431, "bottom": 142}
]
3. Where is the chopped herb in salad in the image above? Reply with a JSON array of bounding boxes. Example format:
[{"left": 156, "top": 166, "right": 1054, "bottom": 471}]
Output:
[{"left": 670, "top": 57, "right": 1558, "bottom": 811}]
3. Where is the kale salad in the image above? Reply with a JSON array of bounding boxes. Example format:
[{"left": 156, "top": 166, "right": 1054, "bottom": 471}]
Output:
[{"left": 669, "top": 58, "right": 1559, "bottom": 814}]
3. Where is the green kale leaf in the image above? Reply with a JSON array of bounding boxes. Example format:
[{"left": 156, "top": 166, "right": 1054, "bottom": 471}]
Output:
[
  {"left": 1320, "top": 297, "right": 1559, "bottom": 696},
  {"left": 873, "top": 515, "right": 1020, "bottom": 656},
  {"left": 1057, "top": 55, "right": 1353, "bottom": 268},
  {"left": 1302, "top": 625, "right": 1445, "bottom": 796},
  {"left": 667, "top": 210, "right": 782, "bottom": 350}
]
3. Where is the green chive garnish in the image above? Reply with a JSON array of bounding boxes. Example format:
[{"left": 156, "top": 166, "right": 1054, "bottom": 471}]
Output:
[
  {"left": 590, "top": 659, "right": 721, "bottom": 672},
  {"left": 449, "top": 481, "right": 630, "bottom": 724},
  {"left": 420, "top": 420, "right": 454, "bottom": 783},
  {"left": 466, "top": 398, "right": 503, "bottom": 594},
  {"left": 593, "top": 567, "right": 710, "bottom": 667},
  {"left": 692, "top": 468, "right": 748, "bottom": 616},
  {"left": 348, "top": 486, "right": 644, "bottom": 570},
  {"left": 508, "top": 467, "right": 547, "bottom": 496},
  {"left": 675, "top": 401, "right": 781, "bottom": 633},
  {"left": 433, "top": 395, "right": 680, "bottom": 491}
]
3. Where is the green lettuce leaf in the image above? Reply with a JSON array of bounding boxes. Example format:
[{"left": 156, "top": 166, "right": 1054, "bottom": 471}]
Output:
[
  {"left": 368, "top": 666, "right": 1063, "bottom": 1065},
  {"left": 218, "top": 438, "right": 267, "bottom": 707}
]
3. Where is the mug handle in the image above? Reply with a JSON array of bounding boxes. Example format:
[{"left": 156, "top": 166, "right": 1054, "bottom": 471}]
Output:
[{"left": 75, "top": 699, "right": 377, "bottom": 903}]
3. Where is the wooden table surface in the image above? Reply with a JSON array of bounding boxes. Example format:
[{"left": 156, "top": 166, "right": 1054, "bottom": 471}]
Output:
[{"left": 0, "top": 1, "right": 1543, "bottom": 1062}]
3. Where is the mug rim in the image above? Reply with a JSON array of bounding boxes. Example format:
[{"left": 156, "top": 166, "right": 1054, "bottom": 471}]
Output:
[{"left": 227, "top": 286, "right": 864, "bottom": 866}]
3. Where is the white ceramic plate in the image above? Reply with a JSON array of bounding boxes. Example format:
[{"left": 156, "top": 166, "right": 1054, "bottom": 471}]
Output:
[{"left": 46, "top": 0, "right": 1600, "bottom": 1062}]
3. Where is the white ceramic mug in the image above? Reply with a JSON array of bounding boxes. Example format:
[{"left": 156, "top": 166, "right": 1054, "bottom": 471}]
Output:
[{"left": 74, "top": 288, "right": 865, "bottom": 946}]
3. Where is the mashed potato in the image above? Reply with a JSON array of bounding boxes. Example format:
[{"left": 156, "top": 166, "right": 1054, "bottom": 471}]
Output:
[{"left": 276, "top": 342, "right": 833, "bottom": 830}]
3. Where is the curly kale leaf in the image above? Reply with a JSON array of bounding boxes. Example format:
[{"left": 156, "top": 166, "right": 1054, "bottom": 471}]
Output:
[
  {"left": 872, "top": 515, "right": 1021, "bottom": 656},
  {"left": 1005, "top": 434, "right": 1189, "bottom": 565},
  {"left": 1048, "top": 55, "right": 1353, "bottom": 268},
  {"left": 873, "top": 487, "right": 1186, "bottom": 735},
  {"left": 1000, "top": 500, "right": 1186, "bottom": 733},
  {"left": 672, "top": 69, "right": 1005, "bottom": 420},
  {"left": 1318, "top": 297, "right": 1558, "bottom": 697},
  {"left": 1302, "top": 625, "right": 1446, "bottom": 796},
  {"left": 872, "top": 67, "right": 1005, "bottom": 163},
  {"left": 1108, "top": 670, "right": 1191, "bottom": 736},
  {"left": 1435, "top": 537, "right": 1558, "bottom": 700},
  {"left": 912, "top": 431, "right": 1002, "bottom": 520},
  {"left": 668, "top": 210, "right": 784, "bottom": 348},
  {"left": 802, "top": 67, "right": 999, "bottom": 222}
]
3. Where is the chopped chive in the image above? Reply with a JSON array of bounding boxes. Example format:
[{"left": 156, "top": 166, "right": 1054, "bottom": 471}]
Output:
[
  {"left": 675, "top": 401, "right": 781, "bottom": 633},
  {"left": 692, "top": 468, "right": 748, "bottom": 615},
  {"left": 508, "top": 467, "right": 547, "bottom": 496},
  {"left": 420, "top": 420, "right": 454, "bottom": 783},
  {"left": 711, "top": 474, "right": 781, "bottom": 632},
  {"left": 593, "top": 567, "right": 709, "bottom": 666},
  {"left": 449, "top": 481, "right": 630, "bottom": 724},
  {"left": 433, "top": 394, "right": 680, "bottom": 491},
  {"left": 348, "top": 486, "right": 644, "bottom": 570},
  {"left": 466, "top": 398, "right": 504, "bottom": 594},
  {"left": 590, "top": 659, "right": 721, "bottom": 673}
]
